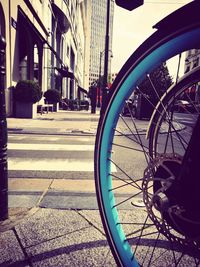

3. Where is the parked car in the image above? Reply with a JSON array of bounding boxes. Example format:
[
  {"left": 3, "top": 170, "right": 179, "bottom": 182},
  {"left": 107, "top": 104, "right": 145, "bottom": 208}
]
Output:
[
  {"left": 122, "top": 94, "right": 138, "bottom": 117},
  {"left": 173, "top": 99, "right": 198, "bottom": 113},
  {"left": 79, "top": 100, "right": 89, "bottom": 111}
]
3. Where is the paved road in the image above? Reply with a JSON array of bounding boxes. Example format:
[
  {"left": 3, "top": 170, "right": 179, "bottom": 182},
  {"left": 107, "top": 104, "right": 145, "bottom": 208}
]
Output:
[
  {"left": 8, "top": 133, "right": 99, "bottom": 209},
  {"left": 7, "top": 111, "right": 193, "bottom": 210},
  {"left": 8, "top": 131, "right": 145, "bottom": 210}
]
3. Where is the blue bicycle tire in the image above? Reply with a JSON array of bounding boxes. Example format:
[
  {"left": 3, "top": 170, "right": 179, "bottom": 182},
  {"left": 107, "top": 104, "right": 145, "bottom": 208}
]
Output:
[{"left": 95, "top": 6, "right": 200, "bottom": 267}]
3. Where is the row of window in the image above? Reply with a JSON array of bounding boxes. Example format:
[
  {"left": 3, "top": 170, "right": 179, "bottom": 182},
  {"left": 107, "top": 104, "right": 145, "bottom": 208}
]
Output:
[
  {"left": 187, "top": 49, "right": 200, "bottom": 57},
  {"left": 90, "top": 73, "right": 99, "bottom": 78}
]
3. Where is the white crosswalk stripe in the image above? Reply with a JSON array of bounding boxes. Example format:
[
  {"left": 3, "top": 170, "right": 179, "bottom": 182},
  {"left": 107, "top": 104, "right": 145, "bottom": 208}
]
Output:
[
  {"left": 8, "top": 143, "right": 94, "bottom": 151},
  {"left": 8, "top": 157, "right": 117, "bottom": 172},
  {"left": 8, "top": 135, "right": 119, "bottom": 209},
  {"left": 8, "top": 141, "right": 117, "bottom": 172},
  {"left": 8, "top": 134, "right": 90, "bottom": 143},
  {"left": 8, "top": 134, "right": 92, "bottom": 142},
  {"left": 9, "top": 158, "right": 95, "bottom": 171}
]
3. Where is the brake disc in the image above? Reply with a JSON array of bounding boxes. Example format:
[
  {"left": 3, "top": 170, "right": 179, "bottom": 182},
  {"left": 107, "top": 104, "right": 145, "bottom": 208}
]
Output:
[{"left": 142, "top": 154, "right": 200, "bottom": 255}]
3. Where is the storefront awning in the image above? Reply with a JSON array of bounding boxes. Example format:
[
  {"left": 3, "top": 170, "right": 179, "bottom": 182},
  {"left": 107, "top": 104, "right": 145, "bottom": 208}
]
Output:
[
  {"left": 52, "top": 3, "right": 70, "bottom": 33},
  {"left": 18, "top": 7, "right": 47, "bottom": 43},
  {"left": 55, "top": 67, "right": 74, "bottom": 79},
  {"left": 78, "top": 86, "right": 88, "bottom": 94}
]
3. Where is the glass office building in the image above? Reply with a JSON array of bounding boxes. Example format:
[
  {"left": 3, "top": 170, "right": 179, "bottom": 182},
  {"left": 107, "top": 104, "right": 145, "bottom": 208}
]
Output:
[{"left": 89, "top": 0, "right": 114, "bottom": 87}]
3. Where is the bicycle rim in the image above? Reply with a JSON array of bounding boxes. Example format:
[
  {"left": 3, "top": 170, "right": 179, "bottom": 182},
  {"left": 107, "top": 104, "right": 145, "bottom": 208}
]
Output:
[{"left": 95, "top": 26, "right": 200, "bottom": 267}]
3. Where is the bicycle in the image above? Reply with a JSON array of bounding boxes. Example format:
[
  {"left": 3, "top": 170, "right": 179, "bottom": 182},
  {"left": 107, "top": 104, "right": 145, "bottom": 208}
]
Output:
[{"left": 94, "top": 1, "right": 200, "bottom": 266}]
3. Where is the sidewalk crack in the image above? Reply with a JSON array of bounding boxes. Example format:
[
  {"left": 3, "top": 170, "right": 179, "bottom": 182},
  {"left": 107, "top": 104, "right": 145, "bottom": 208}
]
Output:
[
  {"left": 75, "top": 210, "right": 106, "bottom": 237},
  {"left": 35, "top": 179, "right": 54, "bottom": 207},
  {"left": 13, "top": 227, "right": 33, "bottom": 267}
]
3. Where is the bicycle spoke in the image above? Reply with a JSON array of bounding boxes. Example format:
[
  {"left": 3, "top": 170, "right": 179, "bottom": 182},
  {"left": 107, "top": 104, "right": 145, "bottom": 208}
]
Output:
[
  {"left": 120, "top": 108, "right": 150, "bottom": 163},
  {"left": 147, "top": 73, "right": 168, "bottom": 114},
  {"left": 127, "top": 228, "right": 160, "bottom": 242},
  {"left": 108, "top": 158, "right": 143, "bottom": 189},
  {"left": 109, "top": 179, "right": 139, "bottom": 192},
  {"left": 120, "top": 111, "right": 140, "bottom": 144},
  {"left": 169, "top": 115, "right": 175, "bottom": 155},
  {"left": 113, "top": 191, "right": 143, "bottom": 208},
  {"left": 170, "top": 241, "right": 183, "bottom": 266},
  {"left": 114, "top": 127, "right": 141, "bottom": 143},
  {"left": 136, "top": 85, "right": 189, "bottom": 156},
  {"left": 112, "top": 141, "right": 149, "bottom": 154},
  {"left": 147, "top": 232, "right": 161, "bottom": 267},
  {"left": 114, "top": 127, "right": 150, "bottom": 152},
  {"left": 147, "top": 75, "right": 188, "bottom": 151},
  {"left": 163, "top": 122, "right": 172, "bottom": 154},
  {"left": 162, "top": 118, "right": 188, "bottom": 152},
  {"left": 120, "top": 222, "right": 154, "bottom": 226},
  {"left": 132, "top": 214, "right": 150, "bottom": 257}
]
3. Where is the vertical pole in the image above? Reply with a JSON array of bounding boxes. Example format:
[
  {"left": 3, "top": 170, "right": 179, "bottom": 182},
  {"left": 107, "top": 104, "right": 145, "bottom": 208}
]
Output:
[
  {"left": 0, "top": 35, "right": 8, "bottom": 220},
  {"left": 101, "top": 0, "right": 110, "bottom": 116},
  {"left": 97, "top": 52, "right": 102, "bottom": 108}
]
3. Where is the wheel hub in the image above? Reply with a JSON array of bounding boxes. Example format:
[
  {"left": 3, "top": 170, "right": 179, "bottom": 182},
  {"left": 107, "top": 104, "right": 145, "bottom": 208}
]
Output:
[
  {"left": 143, "top": 154, "right": 200, "bottom": 255},
  {"left": 152, "top": 192, "right": 170, "bottom": 212}
]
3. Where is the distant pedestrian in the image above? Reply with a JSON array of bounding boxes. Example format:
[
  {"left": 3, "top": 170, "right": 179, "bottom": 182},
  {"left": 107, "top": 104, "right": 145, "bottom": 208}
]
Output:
[{"left": 88, "top": 84, "right": 97, "bottom": 114}]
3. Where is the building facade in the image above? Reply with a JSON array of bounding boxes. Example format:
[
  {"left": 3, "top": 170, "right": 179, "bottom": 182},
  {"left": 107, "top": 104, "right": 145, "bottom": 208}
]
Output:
[
  {"left": 184, "top": 49, "right": 200, "bottom": 73},
  {"left": 89, "top": 0, "right": 114, "bottom": 87},
  {"left": 184, "top": 49, "right": 200, "bottom": 103},
  {"left": 0, "top": 0, "right": 90, "bottom": 116},
  {"left": 110, "top": 72, "right": 118, "bottom": 84}
]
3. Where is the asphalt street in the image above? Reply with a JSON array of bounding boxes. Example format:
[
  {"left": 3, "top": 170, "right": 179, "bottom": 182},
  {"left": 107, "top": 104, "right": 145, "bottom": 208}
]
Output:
[
  {"left": 8, "top": 133, "right": 99, "bottom": 209},
  {"left": 7, "top": 131, "right": 145, "bottom": 210}
]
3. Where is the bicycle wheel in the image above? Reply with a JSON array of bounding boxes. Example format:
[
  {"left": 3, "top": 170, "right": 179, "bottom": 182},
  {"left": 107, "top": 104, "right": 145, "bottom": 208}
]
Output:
[
  {"left": 95, "top": 6, "right": 200, "bottom": 267},
  {"left": 149, "top": 65, "right": 200, "bottom": 158}
]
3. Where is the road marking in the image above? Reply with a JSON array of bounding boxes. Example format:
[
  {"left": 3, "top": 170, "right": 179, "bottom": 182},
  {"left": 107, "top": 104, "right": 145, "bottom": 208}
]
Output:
[
  {"left": 8, "top": 136, "right": 25, "bottom": 140},
  {"left": 8, "top": 158, "right": 117, "bottom": 172},
  {"left": 8, "top": 143, "right": 94, "bottom": 151},
  {"left": 8, "top": 135, "right": 93, "bottom": 143}
]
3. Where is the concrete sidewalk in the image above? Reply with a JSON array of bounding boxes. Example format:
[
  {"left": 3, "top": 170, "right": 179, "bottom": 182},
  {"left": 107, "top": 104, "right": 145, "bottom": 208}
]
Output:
[
  {"left": 7, "top": 107, "right": 186, "bottom": 137},
  {"left": 7, "top": 110, "right": 101, "bottom": 136},
  {"left": 0, "top": 207, "right": 116, "bottom": 266},
  {"left": 7, "top": 109, "right": 152, "bottom": 137},
  {"left": 1, "top": 109, "right": 116, "bottom": 266}
]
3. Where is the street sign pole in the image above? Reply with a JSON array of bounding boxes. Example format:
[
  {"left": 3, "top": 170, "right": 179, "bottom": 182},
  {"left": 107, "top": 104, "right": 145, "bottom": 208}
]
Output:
[
  {"left": 101, "top": 0, "right": 110, "bottom": 116},
  {"left": 0, "top": 35, "right": 8, "bottom": 220}
]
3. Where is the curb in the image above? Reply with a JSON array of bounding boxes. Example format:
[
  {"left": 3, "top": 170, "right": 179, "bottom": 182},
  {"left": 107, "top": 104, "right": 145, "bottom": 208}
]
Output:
[{"left": 8, "top": 129, "right": 97, "bottom": 136}]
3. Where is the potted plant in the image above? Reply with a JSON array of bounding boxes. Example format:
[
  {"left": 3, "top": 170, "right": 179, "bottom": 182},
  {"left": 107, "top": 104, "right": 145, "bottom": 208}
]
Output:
[
  {"left": 13, "top": 80, "right": 42, "bottom": 118},
  {"left": 44, "top": 89, "right": 61, "bottom": 112}
]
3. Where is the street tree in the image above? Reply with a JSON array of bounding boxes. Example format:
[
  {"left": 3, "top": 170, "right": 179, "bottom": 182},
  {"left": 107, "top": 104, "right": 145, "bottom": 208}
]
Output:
[
  {"left": 132, "top": 62, "right": 173, "bottom": 119},
  {"left": 137, "top": 62, "right": 173, "bottom": 105}
]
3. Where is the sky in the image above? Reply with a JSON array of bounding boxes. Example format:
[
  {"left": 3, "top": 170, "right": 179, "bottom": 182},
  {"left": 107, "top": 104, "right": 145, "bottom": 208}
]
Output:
[{"left": 111, "top": 0, "right": 191, "bottom": 75}]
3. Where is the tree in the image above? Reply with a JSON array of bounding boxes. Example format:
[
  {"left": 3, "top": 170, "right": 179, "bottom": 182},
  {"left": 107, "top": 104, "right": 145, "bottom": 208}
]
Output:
[
  {"left": 137, "top": 62, "right": 173, "bottom": 105},
  {"left": 44, "top": 89, "right": 61, "bottom": 103},
  {"left": 134, "top": 63, "right": 173, "bottom": 119},
  {"left": 14, "top": 80, "right": 42, "bottom": 103}
]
